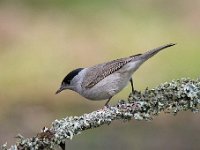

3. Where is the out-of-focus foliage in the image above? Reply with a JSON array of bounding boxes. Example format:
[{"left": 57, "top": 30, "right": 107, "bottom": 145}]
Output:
[{"left": 0, "top": 0, "right": 200, "bottom": 149}]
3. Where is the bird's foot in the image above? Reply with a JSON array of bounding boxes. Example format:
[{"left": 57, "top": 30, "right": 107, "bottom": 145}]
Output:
[{"left": 103, "top": 104, "right": 111, "bottom": 110}]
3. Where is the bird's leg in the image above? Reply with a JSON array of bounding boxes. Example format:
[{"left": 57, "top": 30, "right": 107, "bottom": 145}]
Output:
[
  {"left": 59, "top": 142, "right": 65, "bottom": 150},
  {"left": 104, "top": 97, "right": 112, "bottom": 106},
  {"left": 130, "top": 78, "right": 134, "bottom": 93}
]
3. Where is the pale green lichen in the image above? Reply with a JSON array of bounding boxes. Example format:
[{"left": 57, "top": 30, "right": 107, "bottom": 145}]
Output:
[{"left": 2, "top": 78, "right": 200, "bottom": 150}]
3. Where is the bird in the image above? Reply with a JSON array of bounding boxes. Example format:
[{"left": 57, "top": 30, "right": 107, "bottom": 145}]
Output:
[{"left": 56, "top": 43, "right": 176, "bottom": 106}]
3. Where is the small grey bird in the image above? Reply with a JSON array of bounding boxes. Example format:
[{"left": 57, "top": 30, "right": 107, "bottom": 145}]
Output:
[{"left": 56, "top": 43, "right": 175, "bottom": 105}]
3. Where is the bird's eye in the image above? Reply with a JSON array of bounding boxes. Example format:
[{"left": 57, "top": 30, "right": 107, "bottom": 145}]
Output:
[
  {"left": 66, "top": 80, "right": 71, "bottom": 85},
  {"left": 62, "top": 80, "right": 70, "bottom": 86}
]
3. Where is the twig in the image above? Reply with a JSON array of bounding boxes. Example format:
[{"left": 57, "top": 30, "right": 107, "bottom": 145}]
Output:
[{"left": 2, "top": 78, "right": 200, "bottom": 150}]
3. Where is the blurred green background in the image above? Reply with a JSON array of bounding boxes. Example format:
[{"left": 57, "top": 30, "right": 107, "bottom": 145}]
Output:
[{"left": 0, "top": 0, "right": 200, "bottom": 149}]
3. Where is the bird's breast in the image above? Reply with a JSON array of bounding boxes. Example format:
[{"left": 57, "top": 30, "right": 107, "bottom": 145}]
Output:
[{"left": 80, "top": 72, "right": 132, "bottom": 100}]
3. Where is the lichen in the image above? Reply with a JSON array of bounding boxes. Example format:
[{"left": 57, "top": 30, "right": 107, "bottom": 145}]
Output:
[{"left": 2, "top": 78, "right": 200, "bottom": 150}]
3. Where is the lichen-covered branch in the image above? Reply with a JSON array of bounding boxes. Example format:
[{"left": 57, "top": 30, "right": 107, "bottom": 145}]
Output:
[{"left": 2, "top": 78, "right": 200, "bottom": 150}]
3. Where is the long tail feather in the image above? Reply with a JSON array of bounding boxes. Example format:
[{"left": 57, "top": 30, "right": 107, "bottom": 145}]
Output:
[{"left": 134, "top": 43, "right": 176, "bottom": 61}]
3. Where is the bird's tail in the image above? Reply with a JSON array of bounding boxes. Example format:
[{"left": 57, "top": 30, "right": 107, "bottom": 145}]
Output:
[{"left": 133, "top": 43, "right": 176, "bottom": 61}]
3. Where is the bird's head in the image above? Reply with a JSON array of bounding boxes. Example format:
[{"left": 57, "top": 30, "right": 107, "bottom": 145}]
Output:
[{"left": 55, "top": 68, "right": 84, "bottom": 94}]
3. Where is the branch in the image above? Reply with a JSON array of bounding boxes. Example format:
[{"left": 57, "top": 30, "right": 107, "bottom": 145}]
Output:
[{"left": 2, "top": 78, "right": 200, "bottom": 150}]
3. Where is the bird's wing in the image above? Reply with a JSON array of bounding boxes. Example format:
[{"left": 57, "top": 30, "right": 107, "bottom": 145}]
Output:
[
  {"left": 82, "top": 43, "right": 176, "bottom": 89},
  {"left": 82, "top": 54, "right": 141, "bottom": 89}
]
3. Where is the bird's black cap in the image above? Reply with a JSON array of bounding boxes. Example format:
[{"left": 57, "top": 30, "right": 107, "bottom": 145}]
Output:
[{"left": 62, "top": 68, "right": 84, "bottom": 85}]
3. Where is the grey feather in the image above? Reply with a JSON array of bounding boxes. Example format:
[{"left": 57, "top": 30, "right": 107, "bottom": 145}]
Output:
[
  {"left": 83, "top": 54, "right": 140, "bottom": 88},
  {"left": 82, "top": 43, "right": 175, "bottom": 89}
]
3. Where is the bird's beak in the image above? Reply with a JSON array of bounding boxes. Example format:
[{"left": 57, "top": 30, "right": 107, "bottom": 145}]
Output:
[{"left": 55, "top": 87, "right": 64, "bottom": 94}]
